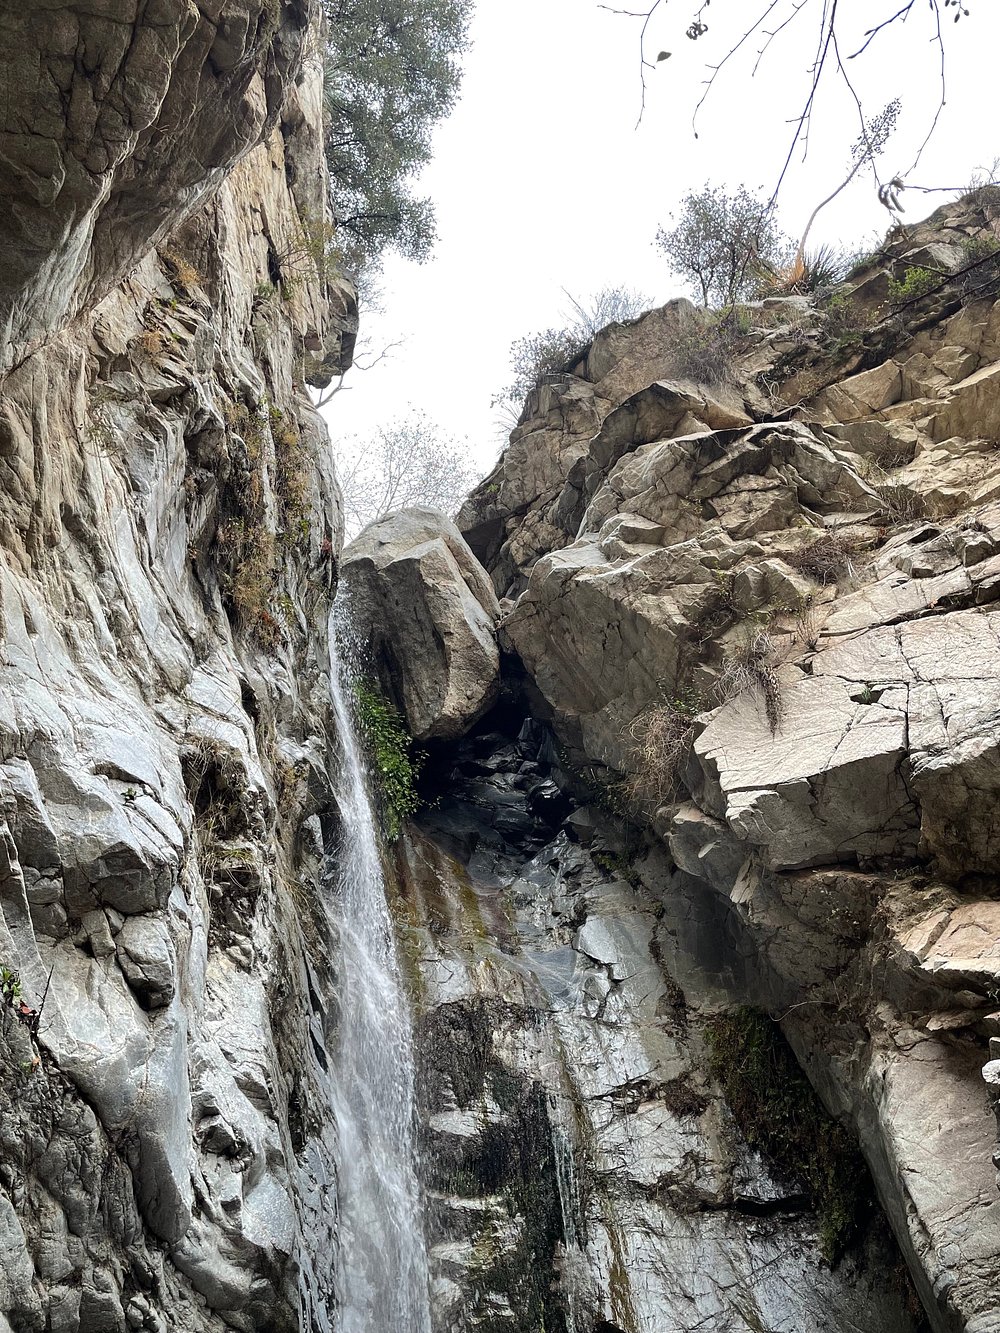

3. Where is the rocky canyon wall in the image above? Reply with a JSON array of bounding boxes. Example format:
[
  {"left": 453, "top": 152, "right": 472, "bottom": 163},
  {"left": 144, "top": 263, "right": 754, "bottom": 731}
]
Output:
[
  {"left": 4, "top": 6, "right": 1000, "bottom": 1333},
  {"left": 346, "top": 193, "right": 1000, "bottom": 1333},
  {"left": 0, "top": 4, "right": 357, "bottom": 1330}
]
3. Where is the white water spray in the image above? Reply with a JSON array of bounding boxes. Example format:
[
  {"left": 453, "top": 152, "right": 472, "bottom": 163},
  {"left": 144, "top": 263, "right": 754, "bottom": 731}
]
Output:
[{"left": 326, "top": 607, "right": 431, "bottom": 1333}]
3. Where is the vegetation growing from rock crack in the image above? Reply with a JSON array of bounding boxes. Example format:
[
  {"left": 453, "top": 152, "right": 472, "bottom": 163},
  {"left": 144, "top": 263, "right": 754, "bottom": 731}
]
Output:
[
  {"left": 353, "top": 678, "right": 423, "bottom": 838},
  {"left": 706, "top": 1007, "right": 873, "bottom": 1264}
]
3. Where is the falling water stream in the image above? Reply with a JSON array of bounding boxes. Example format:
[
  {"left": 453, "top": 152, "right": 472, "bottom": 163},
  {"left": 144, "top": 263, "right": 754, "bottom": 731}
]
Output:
[{"left": 326, "top": 606, "right": 432, "bottom": 1333}]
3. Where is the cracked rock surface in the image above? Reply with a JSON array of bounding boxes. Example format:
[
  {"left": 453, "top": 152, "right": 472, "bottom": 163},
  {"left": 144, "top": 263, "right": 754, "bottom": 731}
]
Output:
[
  {"left": 451, "top": 190, "right": 1000, "bottom": 1333},
  {"left": 394, "top": 721, "right": 927, "bottom": 1333},
  {"left": 0, "top": 4, "right": 356, "bottom": 1329}
]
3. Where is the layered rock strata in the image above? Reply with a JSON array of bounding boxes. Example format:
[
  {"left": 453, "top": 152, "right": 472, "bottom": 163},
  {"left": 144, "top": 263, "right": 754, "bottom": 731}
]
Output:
[{"left": 0, "top": 4, "right": 356, "bottom": 1330}]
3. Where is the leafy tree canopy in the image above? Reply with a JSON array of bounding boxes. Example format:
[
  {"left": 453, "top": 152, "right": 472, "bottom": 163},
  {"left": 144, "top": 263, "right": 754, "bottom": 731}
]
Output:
[
  {"left": 655, "top": 185, "right": 790, "bottom": 308},
  {"left": 323, "top": 0, "right": 472, "bottom": 269}
]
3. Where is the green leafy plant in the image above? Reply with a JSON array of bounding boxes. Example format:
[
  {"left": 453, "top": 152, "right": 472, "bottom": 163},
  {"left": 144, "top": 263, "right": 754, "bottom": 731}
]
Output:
[
  {"left": 353, "top": 679, "right": 422, "bottom": 839},
  {"left": 706, "top": 1007, "right": 873, "bottom": 1264},
  {"left": 0, "top": 966, "right": 22, "bottom": 1004},
  {"left": 887, "top": 265, "right": 939, "bottom": 305},
  {"left": 323, "top": 0, "right": 472, "bottom": 267}
]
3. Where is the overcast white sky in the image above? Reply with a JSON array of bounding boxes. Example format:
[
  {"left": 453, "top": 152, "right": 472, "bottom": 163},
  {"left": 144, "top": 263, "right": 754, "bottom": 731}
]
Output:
[{"left": 322, "top": 1, "right": 1000, "bottom": 478}]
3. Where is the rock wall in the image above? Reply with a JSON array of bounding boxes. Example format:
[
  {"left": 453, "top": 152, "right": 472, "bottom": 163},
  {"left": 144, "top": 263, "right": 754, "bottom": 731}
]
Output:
[
  {"left": 393, "top": 719, "right": 928, "bottom": 1333},
  {"left": 379, "top": 192, "right": 1000, "bottom": 1333},
  {"left": 6, "top": 8, "right": 1000, "bottom": 1331},
  {"left": 0, "top": 4, "right": 357, "bottom": 1330}
]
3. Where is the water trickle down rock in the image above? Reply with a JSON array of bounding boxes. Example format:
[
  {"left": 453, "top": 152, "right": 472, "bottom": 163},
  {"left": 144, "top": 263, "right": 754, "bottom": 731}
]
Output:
[{"left": 391, "top": 719, "right": 927, "bottom": 1333}]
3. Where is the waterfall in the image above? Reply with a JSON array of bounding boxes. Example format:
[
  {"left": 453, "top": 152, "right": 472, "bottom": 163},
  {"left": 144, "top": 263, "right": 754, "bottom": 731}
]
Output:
[{"left": 326, "top": 606, "right": 432, "bottom": 1333}]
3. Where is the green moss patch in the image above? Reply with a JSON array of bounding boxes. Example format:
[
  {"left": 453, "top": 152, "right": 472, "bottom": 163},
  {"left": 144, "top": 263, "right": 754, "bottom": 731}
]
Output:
[
  {"left": 352, "top": 679, "right": 422, "bottom": 839},
  {"left": 706, "top": 1007, "right": 872, "bottom": 1263}
]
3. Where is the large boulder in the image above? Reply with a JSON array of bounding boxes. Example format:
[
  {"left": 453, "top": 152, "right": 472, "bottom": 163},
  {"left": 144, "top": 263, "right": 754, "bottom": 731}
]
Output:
[{"left": 340, "top": 508, "right": 501, "bottom": 741}]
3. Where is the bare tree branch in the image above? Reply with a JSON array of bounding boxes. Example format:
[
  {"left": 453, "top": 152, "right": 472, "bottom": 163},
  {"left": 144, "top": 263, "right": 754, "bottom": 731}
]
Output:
[
  {"left": 903, "top": 0, "right": 947, "bottom": 177},
  {"left": 793, "top": 99, "right": 900, "bottom": 271},
  {"left": 311, "top": 338, "right": 404, "bottom": 410},
  {"left": 335, "top": 411, "right": 482, "bottom": 537},
  {"left": 751, "top": 0, "right": 811, "bottom": 76},
  {"left": 597, "top": 0, "right": 665, "bottom": 127},
  {"left": 848, "top": 2, "right": 916, "bottom": 59},
  {"left": 691, "top": 1, "right": 782, "bottom": 138},
  {"left": 609, "top": 0, "right": 969, "bottom": 209}
]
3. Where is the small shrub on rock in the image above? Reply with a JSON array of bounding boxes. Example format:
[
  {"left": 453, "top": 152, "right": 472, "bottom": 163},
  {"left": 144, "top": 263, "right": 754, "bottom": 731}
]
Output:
[
  {"left": 623, "top": 692, "right": 703, "bottom": 809},
  {"left": 821, "top": 289, "right": 869, "bottom": 358},
  {"left": 786, "top": 532, "right": 867, "bottom": 585},
  {"left": 887, "top": 265, "right": 939, "bottom": 305},
  {"left": 494, "top": 286, "right": 652, "bottom": 411},
  {"left": 871, "top": 479, "right": 925, "bottom": 525},
  {"left": 667, "top": 308, "right": 749, "bottom": 385},
  {"left": 159, "top": 246, "right": 202, "bottom": 296},
  {"left": 957, "top": 232, "right": 1000, "bottom": 301}
]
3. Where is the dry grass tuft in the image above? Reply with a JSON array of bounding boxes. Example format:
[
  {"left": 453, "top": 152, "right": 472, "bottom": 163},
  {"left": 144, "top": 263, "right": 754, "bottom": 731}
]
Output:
[
  {"left": 717, "top": 626, "right": 784, "bottom": 733},
  {"left": 623, "top": 696, "right": 702, "bottom": 809},
  {"left": 786, "top": 531, "right": 868, "bottom": 585},
  {"left": 137, "top": 327, "right": 167, "bottom": 359},
  {"left": 160, "top": 247, "right": 202, "bottom": 296}
]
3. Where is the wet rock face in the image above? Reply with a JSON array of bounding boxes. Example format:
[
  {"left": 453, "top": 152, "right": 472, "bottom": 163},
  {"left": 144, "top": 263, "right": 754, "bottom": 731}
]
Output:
[
  {"left": 397, "top": 718, "right": 927, "bottom": 1333},
  {"left": 0, "top": 5, "right": 354, "bottom": 1329}
]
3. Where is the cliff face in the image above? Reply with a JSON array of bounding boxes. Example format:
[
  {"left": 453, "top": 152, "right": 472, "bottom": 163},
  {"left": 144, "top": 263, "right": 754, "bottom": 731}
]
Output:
[
  {"left": 0, "top": 5, "right": 356, "bottom": 1330},
  {"left": 395, "top": 730, "right": 927, "bottom": 1333},
  {"left": 449, "top": 193, "right": 1000, "bottom": 1333},
  {"left": 358, "top": 193, "right": 1000, "bottom": 1333}
]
